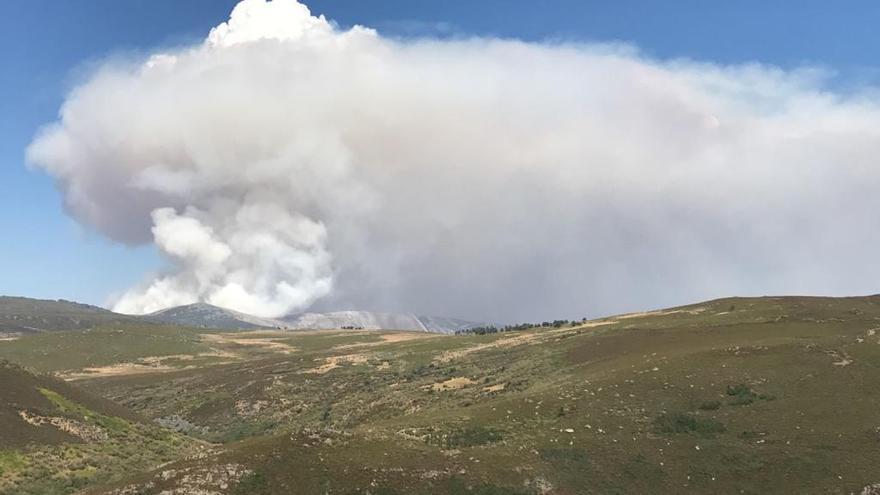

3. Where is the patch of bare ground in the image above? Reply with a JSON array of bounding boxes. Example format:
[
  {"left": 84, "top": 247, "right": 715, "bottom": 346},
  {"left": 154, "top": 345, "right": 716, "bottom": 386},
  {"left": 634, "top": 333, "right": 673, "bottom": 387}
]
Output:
[
  {"left": 106, "top": 463, "right": 251, "bottom": 495},
  {"left": 200, "top": 332, "right": 298, "bottom": 354},
  {"left": 18, "top": 410, "right": 108, "bottom": 442},
  {"left": 301, "top": 353, "right": 370, "bottom": 374},
  {"left": 60, "top": 362, "right": 180, "bottom": 381},
  {"left": 483, "top": 383, "right": 506, "bottom": 393},
  {"left": 614, "top": 306, "right": 707, "bottom": 320},
  {"left": 429, "top": 377, "right": 476, "bottom": 391},
  {"left": 335, "top": 331, "right": 436, "bottom": 350}
]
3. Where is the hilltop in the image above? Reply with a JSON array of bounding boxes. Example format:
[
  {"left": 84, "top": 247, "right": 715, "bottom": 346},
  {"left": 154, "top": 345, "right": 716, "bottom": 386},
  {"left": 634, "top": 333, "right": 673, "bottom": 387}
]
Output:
[
  {"left": 0, "top": 296, "right": 141, "bottom": 337},
  {"left": 0, "top": 296, "right": 486, "bottom": 334}
]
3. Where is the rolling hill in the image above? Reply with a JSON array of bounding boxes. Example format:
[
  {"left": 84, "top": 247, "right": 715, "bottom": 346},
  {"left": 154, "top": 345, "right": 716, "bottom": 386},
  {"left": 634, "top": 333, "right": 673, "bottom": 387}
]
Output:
[
  {"left": 3, "top": 294, "right": 880, "bottom": 494},
  {"left": 145, "top": 302, "right": 288, "bottom": 329},
  {"left": 0, "top": 297, "right": 487, "bottom": 334},
  {"left": 0, "top": 296, "right": 141, "bottom": 336}
]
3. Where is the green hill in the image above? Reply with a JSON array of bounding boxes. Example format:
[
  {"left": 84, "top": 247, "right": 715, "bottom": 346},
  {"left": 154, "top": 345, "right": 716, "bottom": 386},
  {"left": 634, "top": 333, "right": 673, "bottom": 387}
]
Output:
[{"left": 0, "top": 297, "right": 140, "bottom": 336}]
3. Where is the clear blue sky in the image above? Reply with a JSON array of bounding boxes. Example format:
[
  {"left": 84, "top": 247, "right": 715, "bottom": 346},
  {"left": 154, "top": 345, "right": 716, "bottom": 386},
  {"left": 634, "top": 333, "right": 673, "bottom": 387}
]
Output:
[{"left": 2, "top": 0, "right": 880, "bottom": 306}]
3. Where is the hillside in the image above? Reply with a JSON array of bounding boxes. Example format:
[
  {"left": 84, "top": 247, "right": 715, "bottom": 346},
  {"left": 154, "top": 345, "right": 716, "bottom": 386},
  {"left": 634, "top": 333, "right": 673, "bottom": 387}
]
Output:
[
  {"left": 3, "top": 295, "right": 880, "bottom": 494},
  {"left": 0, "top": 296, "right": 139, "bottom": 336},
  {"left": 0, "top": 361, "right": 203, "bottom": 494},
  {"left": 145, "top": 302, "right": 288, "bottom": 329}
]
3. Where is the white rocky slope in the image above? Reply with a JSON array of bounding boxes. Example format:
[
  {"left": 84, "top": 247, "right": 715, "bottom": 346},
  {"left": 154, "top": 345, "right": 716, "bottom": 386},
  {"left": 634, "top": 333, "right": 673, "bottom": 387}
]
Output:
[
  {"left": 145, "top": 303, "right": 486, "bottom": 334},
  {"left": 282, "top": 311, "right": 486, "bottom": 334}
]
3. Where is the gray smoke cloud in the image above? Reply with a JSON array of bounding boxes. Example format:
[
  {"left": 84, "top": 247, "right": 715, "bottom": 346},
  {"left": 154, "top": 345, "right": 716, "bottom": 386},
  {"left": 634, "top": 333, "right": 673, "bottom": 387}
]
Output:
[{"left": 27, "top": 0, "right": 880, "bottom": 321}]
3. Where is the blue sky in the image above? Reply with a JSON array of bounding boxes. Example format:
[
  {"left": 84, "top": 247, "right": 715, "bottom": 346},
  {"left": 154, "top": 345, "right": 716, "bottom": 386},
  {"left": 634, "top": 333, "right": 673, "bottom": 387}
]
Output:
[{"left": 2, "top": 0, "right": 880, "bottom": 307}]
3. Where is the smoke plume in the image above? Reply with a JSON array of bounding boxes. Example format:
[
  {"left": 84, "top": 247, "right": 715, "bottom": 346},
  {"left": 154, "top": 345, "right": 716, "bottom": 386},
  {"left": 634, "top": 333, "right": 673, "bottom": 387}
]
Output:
[{"left": 27, "top": 0, "right": 880, "bottom": 321}]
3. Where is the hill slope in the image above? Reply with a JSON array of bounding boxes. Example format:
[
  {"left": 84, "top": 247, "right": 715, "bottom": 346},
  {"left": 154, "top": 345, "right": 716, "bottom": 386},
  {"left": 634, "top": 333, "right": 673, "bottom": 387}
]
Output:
[
  {"left": 0, "top": 296, "right": 139, "bottom": 336},
  {"left": 0, "top": 361, "right": 202, "bottom": 494},
  {"left": 145, "top": 302, "right": 287, "bottom": 329},
  {"left": 146, "top": 303, "right": 488, "bottom": 333},
  {"left": 4, "top": 294, "right": 880, "bottom": 494}
]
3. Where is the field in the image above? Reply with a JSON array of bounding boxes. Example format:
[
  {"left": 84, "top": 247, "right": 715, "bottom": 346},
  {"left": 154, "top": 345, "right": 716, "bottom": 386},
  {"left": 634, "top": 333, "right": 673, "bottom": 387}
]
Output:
[{"left": 2, "top": 296, "right": 880, "bottom": 494}]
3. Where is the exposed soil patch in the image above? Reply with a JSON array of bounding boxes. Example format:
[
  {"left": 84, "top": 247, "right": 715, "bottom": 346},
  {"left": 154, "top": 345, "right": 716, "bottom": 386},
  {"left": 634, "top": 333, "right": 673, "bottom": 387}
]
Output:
[
  {"left": 335, "top": 331, "right": 435, "bottom": 350},
  {"left": 201, "top": 332, "right": 297, "bottom": 355},
  {"left": 615, "top": 307, "right": 707, "bottom": 320},
  {"left": 302, "top": 353, "right": 370, "bottom": 374},
  {"left": 18, "top": 410, "right": 108, "bottom": 442},
  {"left": 435, "top": 322, "right": 614, "bottom": 363},
  {"left": 61, "top": 362, "right": 180, "bottom": 381},
  {"left": 430, "top": 377, "right": 476, "bottom": 391}
]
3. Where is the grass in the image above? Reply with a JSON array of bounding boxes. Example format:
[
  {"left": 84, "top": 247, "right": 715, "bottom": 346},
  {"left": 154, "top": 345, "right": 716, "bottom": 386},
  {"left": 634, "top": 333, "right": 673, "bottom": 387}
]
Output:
[
  {"left": 5, "top": 295, "right": 880, "bottom": 493},
  {"left": 0, "top": 450, "right": 27, "bottom": 476},
  {"left": 429, "top": 426, "right": 504, "bottom": 449},
  {"left": 0, "top": 324, "right": 207, "bottom": 373},
  {"left": 0, "top": 372, "right": 199, "bottom": 495},
  {"left": 39, "top": 388, "right": 131, "bottom": 434}
]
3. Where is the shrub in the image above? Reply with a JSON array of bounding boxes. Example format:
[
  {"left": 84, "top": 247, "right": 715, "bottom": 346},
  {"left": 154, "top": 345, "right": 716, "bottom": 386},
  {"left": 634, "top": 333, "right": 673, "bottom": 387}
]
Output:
[
  {"left": 698, "top": 400, "right": 721, "bottom": 411},
  {"left": 727, "top": 384, "right": 757, "bottom": 406},
  {"left": 653, "top": 412, "right": 725, "bottom": 436},
  {"left": 429, "top": 426, "right": 503, "bottom": 448},
  {"left": 234, "top": 472, "right": 269, "bottom": 495}
]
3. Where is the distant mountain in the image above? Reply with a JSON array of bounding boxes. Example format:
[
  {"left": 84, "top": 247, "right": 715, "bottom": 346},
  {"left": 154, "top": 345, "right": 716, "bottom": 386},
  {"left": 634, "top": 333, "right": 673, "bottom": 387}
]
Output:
[
  {"left": 146, "top": 304, "right": 487, "bottom": 334},
  {"left": 0, "top": 296, "right": 139, "bottom": 336},
  {"left": 282, "top": 311, "right": 487, "bottom": 334},
  {"left": 145, "top": 302, "right": 288, "bottom": 330},
  {"left": 0, "top": 296, "right": 487, "bottom": 334}
]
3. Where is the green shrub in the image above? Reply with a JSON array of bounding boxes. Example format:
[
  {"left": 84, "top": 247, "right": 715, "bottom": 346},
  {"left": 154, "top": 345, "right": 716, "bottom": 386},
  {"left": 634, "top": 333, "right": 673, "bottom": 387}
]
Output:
[
  {"left": 234, "top": 472, "right": 269, "bottom": 495},
  {"left": 727, "top": 384, "right": 757, "bottom": 406},
  {"left": 653, "top": 412, "right": 725, "bottom": 436},
  {"left": 698, "top": 400, "right": 721, "bottom": 411},
  {"left": 429, "top": 426, "right": 503, "bottom": 448}
]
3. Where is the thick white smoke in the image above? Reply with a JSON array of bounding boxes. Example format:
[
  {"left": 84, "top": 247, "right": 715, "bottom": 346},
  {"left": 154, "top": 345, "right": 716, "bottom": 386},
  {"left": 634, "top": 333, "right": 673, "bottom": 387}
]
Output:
[{"left": 27, "top": 0, "right": 880, "bottom": 321}]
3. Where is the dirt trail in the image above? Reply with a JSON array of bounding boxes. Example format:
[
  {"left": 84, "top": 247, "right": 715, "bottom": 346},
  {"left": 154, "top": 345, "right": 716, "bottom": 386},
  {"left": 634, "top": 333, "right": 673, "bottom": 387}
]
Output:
[{"left": 614, "top": 307, "right": 707, "bottom": 320}]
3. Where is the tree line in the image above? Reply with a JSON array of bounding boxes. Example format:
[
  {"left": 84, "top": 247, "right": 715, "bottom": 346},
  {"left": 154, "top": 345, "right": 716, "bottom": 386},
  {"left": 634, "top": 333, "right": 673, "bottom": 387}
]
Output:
[{"left": 455, "top": 318, "right": 589, "bottom": 335}]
